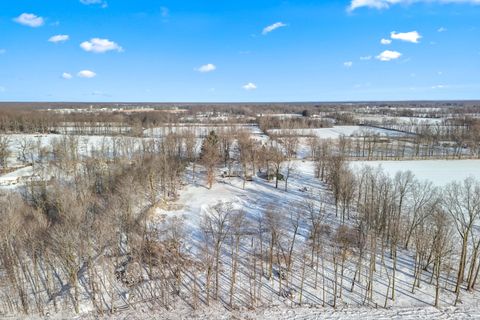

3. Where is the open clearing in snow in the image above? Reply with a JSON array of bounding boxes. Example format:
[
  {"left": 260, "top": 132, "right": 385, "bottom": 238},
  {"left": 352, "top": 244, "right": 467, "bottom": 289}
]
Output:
[{"left": 351, "top": 159, "right": 480, "bottom": 186}]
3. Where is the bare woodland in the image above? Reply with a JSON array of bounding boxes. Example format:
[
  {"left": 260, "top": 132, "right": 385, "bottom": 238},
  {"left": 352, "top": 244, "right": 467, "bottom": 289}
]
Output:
[{"left": 0, "top": 102, "right": 479, "bottom": 317}]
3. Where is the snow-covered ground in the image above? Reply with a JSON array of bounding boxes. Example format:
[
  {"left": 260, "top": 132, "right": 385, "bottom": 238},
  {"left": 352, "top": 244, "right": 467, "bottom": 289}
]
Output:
[
  {"left": 1, "top": 133, "right": 152, "bottom": 165},
  {"left": 143, "top": 160, "right": 480, "bottom": 319},
  {"left": 78, "top": 305, "right": 480, "bottom": 319},
  {"left": 357, "top": 115, "right": 444, "bottom": 125},
  {"left": 0, "top": 134, "right": 153, "bottom": 188},
  {"left": 2, "top": 127, "right": 480, "bottom": 319},
  {"left": 0, "top": 166, "right": 34, "bottom": 187},
  {"left": 351, "top": 160, "right": 480, "bottom": 186},
  {"left": 268, "top": 126, "right": 409, "bottom": 139},
  {"left": 144, "top": 124, "right": 263, "bottom": 138}
]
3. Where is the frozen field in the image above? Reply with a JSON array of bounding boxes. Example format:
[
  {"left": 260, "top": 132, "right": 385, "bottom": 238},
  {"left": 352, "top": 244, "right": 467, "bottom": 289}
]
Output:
[
  {"left": 268, "top": 126, "right": 409, "bottom": 139},
  {"left": 351, "top": 160, "right": 480, "bottom": 186},
  {"left": 144, "top": 124, "right": 263, "bottom": 137},
  {"left": 357, "top": 115, "right": 444, "bottom": 125}
]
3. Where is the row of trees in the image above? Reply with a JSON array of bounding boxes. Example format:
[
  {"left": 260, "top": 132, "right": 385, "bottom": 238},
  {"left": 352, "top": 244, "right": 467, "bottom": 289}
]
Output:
[{"left": 304, "top": 134, "right": 480, "bottom": 161}]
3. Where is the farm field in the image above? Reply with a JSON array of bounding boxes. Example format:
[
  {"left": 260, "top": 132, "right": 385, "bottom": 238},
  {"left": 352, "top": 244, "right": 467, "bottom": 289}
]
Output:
[
  {"left": 267, "top": 125, "right": 409, "bottom": 139},
  {"left": 351, "top": 160, "right": 480, "bottom": 186}
]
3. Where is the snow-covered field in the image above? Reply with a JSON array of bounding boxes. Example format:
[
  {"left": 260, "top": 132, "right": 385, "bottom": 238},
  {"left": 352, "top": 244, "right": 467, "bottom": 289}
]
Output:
[
  {"left": 144, "top": 124, "right": 263, "bottom": 138},
  {"left": 357, "top": 115, "right": 444, "bottom": 125},
  {"left": 351, "top": 160, "right": 480, "bottom": 186},
  {"left": 268, "top": 126, "right": 409, "bottom": 139}
]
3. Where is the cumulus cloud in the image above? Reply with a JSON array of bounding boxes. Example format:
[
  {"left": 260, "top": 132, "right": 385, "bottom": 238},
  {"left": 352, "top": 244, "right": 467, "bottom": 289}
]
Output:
[
  {"left": 438, "top": 27, "right": 447, "bottom": 32},
  {"left": 14, "top": 13, "right": 45, "bottom": 27},
  {"left": 381, "top": 38, "right": 392, "bottom": 45},
  {"left": 391, "top": 31, "right": 422, "bottom": 43},
  {"left": 376, "top": 50, "right": 402, "bottom": 61},
  {"left": 80, "top": 38, "right": 123, "bottom": 53},
  {"left": 243, "top": 83, "right": 257, "bottom": 90},
  {"left": 196, "top": 63, "right": 216, "bottom": 73},
  {"left": 49, "top": 34, "right": 70, "bottom": 43},
  {"left": 62, "top": 72, "right": 73, "bottom": 80},
  {"left": 348, "top": 0, "right": 480, "bottom": 11},
  {"left": 262, "top": 22, "right": 287, "bottom": 35},
  {"left": 80, "top": 0, "right": 108, "bottom": 8},
  {"left": 77, "top": 70, "right": 97, "bottom": 78},
  {"left": 344, "top": 61, "right": 353, "bottom": 68}
]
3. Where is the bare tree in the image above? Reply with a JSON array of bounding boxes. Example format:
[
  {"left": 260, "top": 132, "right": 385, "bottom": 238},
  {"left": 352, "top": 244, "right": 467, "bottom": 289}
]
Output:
[
  {"left": 200, "top": 131, "right": 221, "bottom": 189},
  {"left": 443, "top": 178, "right": 480, "bottom": 303},
  {"left": 201, "top": 201, "right": 233, "bottom": 300},
  {"left": 268, "top": 143, "right": 286, "bottom": 189},
  {"left": 283, "top": 160, "right": 296, "bottom": 192},
  {"left": 0, "top": 135, "right": 11, "bottom": 170},
  {"left": 184, "top": 128, "right": 198, "bottom": 183},
  {"left": 430, "top": 209, "right": 453, "bottom": 307},
  {"left": 228, "top": 210, "right": 247, "bottom": 308},
  {"left": 237, "top": 130, "right": 254, "bottom": 189}
]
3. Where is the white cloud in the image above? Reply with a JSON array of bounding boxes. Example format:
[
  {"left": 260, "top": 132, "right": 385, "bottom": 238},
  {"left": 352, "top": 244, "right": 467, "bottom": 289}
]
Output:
[
  {"left": 77, "top": 70, "right": 97, "bottom": 78},
  {"left": 381, "top": 38, "right": 392, "bottom": 45},
  {"left": 80, "top": 38, "right": 123, "bottom": 53},
  {"left": 80, "top": 0, "right": 108, "bottom": 8},
  {"left": 262, "top": 22, "right": 287, "bottom": 35},
  {"left": 349, "top": 0, "right": 480, "bottom": 11},
  {"left": 49, "top": 34, "right": 70, "bottom": 43},
  {"left": 438, "top": 27, "right": 447, "bottom": 32},
  {"left": 376, "top": 50, "right": 402, "bottom": 61},
  {"left": 360, "top": 55, "right": 372, "bottom": 60},
  {"left": 243, "top": 83, "right": 257, "bottom": 90},
  {"left": 196, "top": 63, "right": 216, "bottom": 73},
  {"left": 349, "top": 0, "right": 395, "bottom": 11},
  {"left": 391, "top": 31, "right": 422, "bottom": 43},
  {"left": 62, "top": 72, "right": 73, "bottom": 80},
  {"left": 344, "top": 61, "right": 353, "bottom": 68},
  {"left": 161, "top": 7, "right": 169, "bottom": 18},
  {"left": 14, "top": 13, "right": 45, "bottom": 28},
  {"left": 91, "top": 91, "right": 110, "bottom": 97}
]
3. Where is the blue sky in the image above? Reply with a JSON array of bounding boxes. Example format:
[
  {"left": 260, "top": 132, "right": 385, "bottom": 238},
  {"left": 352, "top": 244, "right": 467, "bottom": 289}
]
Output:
[{"left": 0, "top": 0, "right": 479, "bottom": 102}]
